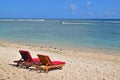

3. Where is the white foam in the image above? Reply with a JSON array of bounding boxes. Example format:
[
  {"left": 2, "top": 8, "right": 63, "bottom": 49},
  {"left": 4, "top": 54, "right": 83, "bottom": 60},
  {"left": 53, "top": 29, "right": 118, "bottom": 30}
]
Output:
[{"left": 61, "top": 21, "right": 91, "bottom": 25}]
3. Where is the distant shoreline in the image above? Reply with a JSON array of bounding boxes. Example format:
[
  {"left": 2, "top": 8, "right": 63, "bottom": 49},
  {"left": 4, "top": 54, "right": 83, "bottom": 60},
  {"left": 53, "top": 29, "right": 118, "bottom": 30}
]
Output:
[{"left": 0, "top": 18, "right": 120, "bottom": 20}]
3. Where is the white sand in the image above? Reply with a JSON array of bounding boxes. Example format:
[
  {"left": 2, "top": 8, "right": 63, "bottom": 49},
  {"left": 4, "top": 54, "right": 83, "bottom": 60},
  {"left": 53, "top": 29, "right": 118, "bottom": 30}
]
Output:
[{"left": 0, "top": 42, "right": 120, "bottom": 80}]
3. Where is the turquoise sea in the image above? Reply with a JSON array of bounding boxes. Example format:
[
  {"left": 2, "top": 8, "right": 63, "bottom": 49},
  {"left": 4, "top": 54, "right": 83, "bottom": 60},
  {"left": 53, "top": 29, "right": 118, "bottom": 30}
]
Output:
[{"left": 0, "top": 19, "right": 120, "bottom": 52}]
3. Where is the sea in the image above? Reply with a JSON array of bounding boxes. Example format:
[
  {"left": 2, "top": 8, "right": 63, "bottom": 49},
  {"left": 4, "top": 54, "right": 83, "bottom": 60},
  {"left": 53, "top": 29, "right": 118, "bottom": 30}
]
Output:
[{"left": 0, "top": 19, "right": 120, "bottom": 53}]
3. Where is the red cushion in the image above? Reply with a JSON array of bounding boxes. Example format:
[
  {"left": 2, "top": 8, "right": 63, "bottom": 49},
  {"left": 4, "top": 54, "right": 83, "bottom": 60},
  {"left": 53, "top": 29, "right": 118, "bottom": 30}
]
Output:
[
  {"left": 32, "top": 58, "right": 40, "bottom": 62},
  {"left": 51, "top": 61, "right": 66, "bottom": 65}
]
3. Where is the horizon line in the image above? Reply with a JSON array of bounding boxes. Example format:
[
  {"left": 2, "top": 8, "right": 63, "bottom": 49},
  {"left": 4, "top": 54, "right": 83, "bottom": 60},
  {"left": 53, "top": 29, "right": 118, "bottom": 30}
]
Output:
[{"left": 0, "top": 18, "right": 120, "bottom": 20}]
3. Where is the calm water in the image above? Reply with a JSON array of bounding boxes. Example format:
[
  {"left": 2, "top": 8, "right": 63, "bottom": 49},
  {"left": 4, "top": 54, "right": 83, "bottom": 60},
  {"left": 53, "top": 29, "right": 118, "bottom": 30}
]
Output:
[{"left": 0, "top": 19, "right": 120, "bottom": 52}]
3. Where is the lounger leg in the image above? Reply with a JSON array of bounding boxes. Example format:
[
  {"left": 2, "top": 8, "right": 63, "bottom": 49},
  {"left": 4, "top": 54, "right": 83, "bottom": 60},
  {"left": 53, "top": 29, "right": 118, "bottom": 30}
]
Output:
[
  {"left": 16, "top": 61, "right": 22, "bottom": 67},
  {"left": 45, "top": 67, "right": 49, "bottom": 73},
  {"left": 59, "top": 67, "right": 63, "bottom": 70},
  {"left": 33, "top": 65, "right": 39, "bottom": 71}
]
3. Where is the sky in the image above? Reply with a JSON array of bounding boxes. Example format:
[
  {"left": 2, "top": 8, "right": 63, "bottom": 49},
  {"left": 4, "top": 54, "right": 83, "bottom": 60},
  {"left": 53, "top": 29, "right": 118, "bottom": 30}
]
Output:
[{"left": 0, "top": 0, "right": 120, "bottom": 19}]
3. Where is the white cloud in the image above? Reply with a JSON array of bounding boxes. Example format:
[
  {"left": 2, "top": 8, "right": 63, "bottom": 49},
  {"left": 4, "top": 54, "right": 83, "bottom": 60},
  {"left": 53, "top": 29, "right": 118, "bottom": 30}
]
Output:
[
  {"left": 85, "top": 0, "right": 94, "bottom": 16},
  {"left": 70, "top": 4, "right": 77, "bottom": 11},
  {"left": 104, "top": 11, "right": 117, "bottom": 16},
  {"left": 88, "top": 11, "right": 94, "bottom": 16},
  {"left": 87, "top": 1, "right": 91, "bottom": 5},
  {"left": 86, "top": 0, "right": 91, "bottom": 9}
]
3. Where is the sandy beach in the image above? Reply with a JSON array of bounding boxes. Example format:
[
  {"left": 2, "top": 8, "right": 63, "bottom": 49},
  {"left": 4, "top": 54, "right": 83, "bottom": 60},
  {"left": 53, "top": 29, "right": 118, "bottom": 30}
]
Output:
[{"left": 0, "top": 41, "right": 120, "bottom": 80}]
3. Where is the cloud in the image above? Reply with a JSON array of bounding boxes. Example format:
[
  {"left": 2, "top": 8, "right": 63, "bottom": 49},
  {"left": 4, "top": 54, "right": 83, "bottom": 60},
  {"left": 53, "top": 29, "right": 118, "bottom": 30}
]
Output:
[
  {"left": 86, "top": 0, "right": 91, "bottom": 9},
  {"left": 87, "top": 1, "right": 91, "bottom": 5},
  {"left": 104, "top": 11, "right": 117, "bottom": 16},
  {"left": 85, "top": 0, "right": 94, "bottom": 16},
  {"left": 70, "top": 4, "right": 77, "bottom": 11},
  {"left": 88, "top": 11, "right": 94, "bottom": 16}
]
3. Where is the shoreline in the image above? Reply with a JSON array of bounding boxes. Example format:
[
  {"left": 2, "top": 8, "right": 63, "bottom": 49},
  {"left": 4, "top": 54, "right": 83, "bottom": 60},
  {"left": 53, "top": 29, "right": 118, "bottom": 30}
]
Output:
[
  {"left": 0, "top": 40, "right": 120, "bottom": 62},
  {"left": 0, "top": 39, "right": 120, "bottom": 56}
]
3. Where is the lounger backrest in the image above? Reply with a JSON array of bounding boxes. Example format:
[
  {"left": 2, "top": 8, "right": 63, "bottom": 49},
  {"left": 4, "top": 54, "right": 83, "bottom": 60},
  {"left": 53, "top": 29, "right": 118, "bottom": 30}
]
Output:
[
  {"left": 37, "top": 54, "right": 52, "bottom": 66},
  {"left": 19, "top": 50, "right": 33, "bottom": 61}
]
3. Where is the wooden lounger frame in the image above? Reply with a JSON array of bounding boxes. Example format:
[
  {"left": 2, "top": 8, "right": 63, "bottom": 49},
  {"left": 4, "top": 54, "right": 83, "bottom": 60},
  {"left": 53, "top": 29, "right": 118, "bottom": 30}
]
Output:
[{"left": 33, "top": 54, "right": 65, "bottom": 72}]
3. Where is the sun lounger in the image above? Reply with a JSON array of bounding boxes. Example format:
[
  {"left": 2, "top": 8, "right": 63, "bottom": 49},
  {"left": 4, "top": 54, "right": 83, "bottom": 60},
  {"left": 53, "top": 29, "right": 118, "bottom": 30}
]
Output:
[
  {"left": 14, "top": 50, "right": 40, "bottom": 69},
  {"left": 33, "top": 54, "right": 66, "bottom": 72}
]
